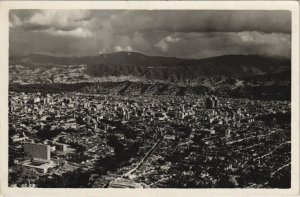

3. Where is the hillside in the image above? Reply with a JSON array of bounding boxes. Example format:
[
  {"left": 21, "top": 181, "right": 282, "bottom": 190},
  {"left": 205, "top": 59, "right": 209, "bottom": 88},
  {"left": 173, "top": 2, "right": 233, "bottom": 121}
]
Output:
[
  {"left": 9, "top": 52, "right": 291, "bottom": 100},
  {"left": 10, "top": 52, "right": 290, "bottom": 82}
]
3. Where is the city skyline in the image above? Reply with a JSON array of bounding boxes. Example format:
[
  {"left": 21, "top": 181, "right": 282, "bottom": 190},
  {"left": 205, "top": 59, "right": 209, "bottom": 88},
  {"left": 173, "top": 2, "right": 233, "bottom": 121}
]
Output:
[{"left": 7, "top": 7, "right": 294, "bottom": 190}]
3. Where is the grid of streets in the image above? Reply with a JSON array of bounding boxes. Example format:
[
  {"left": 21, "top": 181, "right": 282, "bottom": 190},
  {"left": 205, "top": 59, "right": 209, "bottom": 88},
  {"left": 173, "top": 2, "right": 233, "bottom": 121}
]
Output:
[{"left": 9, "top": 92, "right": 291, "bottom": 188}]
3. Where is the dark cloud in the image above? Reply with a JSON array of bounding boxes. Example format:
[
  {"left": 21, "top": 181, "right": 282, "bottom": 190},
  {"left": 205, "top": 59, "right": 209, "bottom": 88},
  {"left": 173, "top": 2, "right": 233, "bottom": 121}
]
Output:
[
  {"left": 10, "top": 10, "right": 291, "bottom": 34},
  {"left": 9, "top": 10, "right": 291, "bottom": 59},
  {"left": 147, "top": 10, "right": 291, "bottom": 34},
  {"left": 22, "top": 23, "right": 50, "bottom": 31},
  {"left": 90, "top": 10, "right": 291, "bottom": 35},
  {"left": 151, "top": 31, "right": 290, "bottom": 59}
]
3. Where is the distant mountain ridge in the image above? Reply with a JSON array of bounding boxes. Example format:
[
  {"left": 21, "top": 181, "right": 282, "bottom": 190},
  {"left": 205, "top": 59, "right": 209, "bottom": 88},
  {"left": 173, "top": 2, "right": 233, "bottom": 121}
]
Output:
[
  {"left": 9, "top": 52, "right": 291, "bottom": 100},
  {"left": 10, "top": 52, "right": 290, "bottom": 81}
]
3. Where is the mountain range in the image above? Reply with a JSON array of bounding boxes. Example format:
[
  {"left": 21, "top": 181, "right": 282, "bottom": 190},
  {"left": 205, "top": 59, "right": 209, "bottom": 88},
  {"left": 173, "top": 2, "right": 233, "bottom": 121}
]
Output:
[
  {"left": 9, "top": 52, "right": 291, "bottom": 100},
  {"left": 10, "top": 52, "right": 290, "bottom": 80}
]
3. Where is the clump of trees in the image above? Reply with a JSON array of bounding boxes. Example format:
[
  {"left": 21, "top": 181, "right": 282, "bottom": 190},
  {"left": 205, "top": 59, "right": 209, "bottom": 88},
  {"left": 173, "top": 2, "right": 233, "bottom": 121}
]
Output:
[
  {"left": 107, "top": 134, "right": 140, "bottom": 162},
  {"left": 36, "top": 168, "right": 92, "bottom": 188}
]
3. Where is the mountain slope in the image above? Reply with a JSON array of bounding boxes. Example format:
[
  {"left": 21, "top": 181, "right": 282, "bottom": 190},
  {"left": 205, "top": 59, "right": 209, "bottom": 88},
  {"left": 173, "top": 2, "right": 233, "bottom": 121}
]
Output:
[{"left": 10, "top": 52, "right": 290, "bottom": 81}]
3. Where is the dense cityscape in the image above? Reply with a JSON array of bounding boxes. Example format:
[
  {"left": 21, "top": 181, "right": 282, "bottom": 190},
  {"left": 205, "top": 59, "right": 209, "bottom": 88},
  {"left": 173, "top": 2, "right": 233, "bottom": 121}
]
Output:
[
  {"left": 8, "top": 9, "right": 292, "bottom": 189},
  {"left": 9, "top": 91, "right": 291, "bottom": 188}
]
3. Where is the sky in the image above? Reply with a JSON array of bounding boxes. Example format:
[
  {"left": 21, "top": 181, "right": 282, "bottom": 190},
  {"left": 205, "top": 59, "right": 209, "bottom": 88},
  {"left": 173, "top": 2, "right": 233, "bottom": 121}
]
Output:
[{"left": 9, "top": 10, "right": 291, "bottom": 59}]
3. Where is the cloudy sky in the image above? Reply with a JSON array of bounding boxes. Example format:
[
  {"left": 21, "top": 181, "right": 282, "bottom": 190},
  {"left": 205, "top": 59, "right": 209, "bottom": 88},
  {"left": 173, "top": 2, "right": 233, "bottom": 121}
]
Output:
[{"left": 9, "top": 10, "right": 291, "bottom": 59}]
